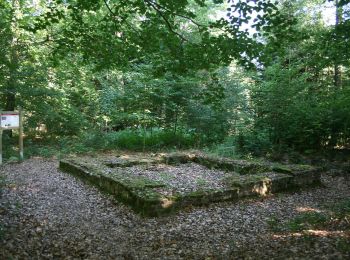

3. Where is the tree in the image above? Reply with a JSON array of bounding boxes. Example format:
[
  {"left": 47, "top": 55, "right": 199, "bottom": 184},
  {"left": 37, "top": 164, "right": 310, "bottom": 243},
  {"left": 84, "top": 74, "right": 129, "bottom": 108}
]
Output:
[
  {"left": 30, "top": 0, "right": 263, "bottom": 71},
  {"left": 246, "top": 0, "right": 350, "bottom": 151}
]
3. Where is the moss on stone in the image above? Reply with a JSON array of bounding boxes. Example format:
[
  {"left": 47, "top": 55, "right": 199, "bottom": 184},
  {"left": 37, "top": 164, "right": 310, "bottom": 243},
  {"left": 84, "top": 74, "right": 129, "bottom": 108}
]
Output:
[
  {"left": 162, "top": 152, "right": 196, "bottom": 165},
  {"left": 59, "top": 152, "right": 321, "bottom": 217},
  {"left": 224, "top": 172, "right": 295, "bottom": 196},
  {"left": 224, "top": 175, "right": 268, "bottom": 188},
  {"left": 105, "top": 158, "right": 160, "bottom": 168},
  {"left": 118, "top": 177, "right": 165, "bottom": 189},
  {"left": 271, "top": 165, "right": 293, "bottom": 173}
]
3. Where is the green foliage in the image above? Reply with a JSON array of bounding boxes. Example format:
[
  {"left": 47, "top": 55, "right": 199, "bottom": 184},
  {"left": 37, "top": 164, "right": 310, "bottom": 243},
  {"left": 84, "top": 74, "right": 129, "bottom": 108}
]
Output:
[
  {"left": 245, "top": 0, "right": 350, "bottom": 152},
  {"left": 329, "top": 198, "right": 350, "bottom": 219},
  {"left": 196, "top": 177, "right": 209, "bottom": 188},
  {"left": 82, "top": 128, "right": 197, "bottom": 151},
  {"left": 269, "top": 199, "right": 350, "bottom": 233},
  {"left": 33, "top": 0, "right": 251, "bottom": 71},
  {"left": 0, "top": 0, "right": 349, "bottom": 158},
  {"left": 235, "top": 130, "right": 273, "bottom": 156},
  {"left": 266, "top": 216, "right": 284, "bottom": 232},
  {"left": 18, "top": 128, "right": 199, "bottom": 158},
  {"left": 207, "top": 136, "right": 237, "bottom": 158},
  {"left": 251, "top": 63, "right": 327, "bottom": 150},
  {"left": 336, "top": 238, "right": 350, "bottom": 254},
  {"left": 286, "top": 212, "right": 329, "bottom": 232}
]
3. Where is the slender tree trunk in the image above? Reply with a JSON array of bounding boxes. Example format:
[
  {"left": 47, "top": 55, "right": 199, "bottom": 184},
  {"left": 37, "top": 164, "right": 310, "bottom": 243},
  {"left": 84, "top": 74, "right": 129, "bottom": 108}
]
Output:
[
  {"left": 6, "top": 0, "right": 20, "bottom": 112},
  {"left": 5, "top": 92, "right": 16, "bottom": 111},
  {"left": 174, "top": 109, "right": 178, "bottom": 135},
  {"left": 6, "top": 41, "right": 18, "bottom": 112},
  {"left": 334, "top": 0, "right": 342, "bottom": 88},
  {"left": 4, "top": 0, "right": 21, "bottom": 137},
  {"left": 329, "top": 0, "right": 344, "bottom": 147}
]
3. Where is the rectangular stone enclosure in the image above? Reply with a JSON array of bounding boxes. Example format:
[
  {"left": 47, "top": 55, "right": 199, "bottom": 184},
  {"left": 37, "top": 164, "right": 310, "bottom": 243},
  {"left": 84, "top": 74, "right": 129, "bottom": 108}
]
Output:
[{"left": 59, "top": 152, "right": 321, "bottom": 217}]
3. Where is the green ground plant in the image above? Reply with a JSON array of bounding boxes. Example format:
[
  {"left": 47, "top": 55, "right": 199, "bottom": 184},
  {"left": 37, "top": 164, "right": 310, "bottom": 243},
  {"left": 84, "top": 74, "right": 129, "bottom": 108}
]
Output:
[
  {"left": 286, "top": 212, "right": 329, "bottom": 232},
  {"left": 196, "top": 178, "right": 209, "bottom": 189},
  {"left": 0, "top": 128, "right": 201, "bottom": 162},
  {"left": 269, "top": 199, "right": 350, "bottom": 233}
]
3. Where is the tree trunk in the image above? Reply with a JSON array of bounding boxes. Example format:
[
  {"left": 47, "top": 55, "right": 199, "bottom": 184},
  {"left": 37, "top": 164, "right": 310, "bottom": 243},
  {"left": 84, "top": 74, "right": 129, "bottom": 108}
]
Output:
[
  {"left": 5, "top": 92, "right": 16, "bottom": 111},
  {"left": 4, "top": 0, "right": 21, "bottom": 137},
  {"left": 334, "top": 0, "right": 342, "bottom": 88}
]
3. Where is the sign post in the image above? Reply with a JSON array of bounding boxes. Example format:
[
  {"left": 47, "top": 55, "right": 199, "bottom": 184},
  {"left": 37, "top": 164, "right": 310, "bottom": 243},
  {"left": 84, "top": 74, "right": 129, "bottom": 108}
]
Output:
[
  {"left": 0, "top": 110, "right": 23, "bottom": 165},
  {"left": 0, "top": 129, "right": 2, "bottom": 165},
  {"left": 19, "top": 109, "right": 23, "bottom": 161}
]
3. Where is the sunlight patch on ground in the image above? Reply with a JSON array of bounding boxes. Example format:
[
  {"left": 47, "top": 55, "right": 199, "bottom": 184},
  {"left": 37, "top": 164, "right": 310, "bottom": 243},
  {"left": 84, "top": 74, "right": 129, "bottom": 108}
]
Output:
[
  {"left": 273, "top": 230, "right": 348, "bottom": 239},
  {"left": 296, "top": 206, "right": 322, "bottom": 213}
]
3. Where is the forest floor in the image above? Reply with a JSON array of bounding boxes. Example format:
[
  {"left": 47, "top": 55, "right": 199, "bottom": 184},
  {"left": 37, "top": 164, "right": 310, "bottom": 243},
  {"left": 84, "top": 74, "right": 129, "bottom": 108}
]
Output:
[{"left": 0, "top": 158, "right": 349, "bottom": 259}]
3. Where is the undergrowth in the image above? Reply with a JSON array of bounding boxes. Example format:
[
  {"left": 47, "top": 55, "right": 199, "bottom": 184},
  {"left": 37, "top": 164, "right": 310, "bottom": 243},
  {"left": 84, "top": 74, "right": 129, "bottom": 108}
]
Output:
[{"left": 0, "top": 128, "right": 203, "bottom": 161}]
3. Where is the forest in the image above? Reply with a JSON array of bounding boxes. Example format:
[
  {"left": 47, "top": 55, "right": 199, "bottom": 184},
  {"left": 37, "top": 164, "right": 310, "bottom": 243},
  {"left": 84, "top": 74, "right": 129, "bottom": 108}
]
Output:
[
  {"left": 1, "top": 1, "right": 350, "bottom": 259},
  {"left": 0, "top": 0, "right": 349, "bottom": 160}
]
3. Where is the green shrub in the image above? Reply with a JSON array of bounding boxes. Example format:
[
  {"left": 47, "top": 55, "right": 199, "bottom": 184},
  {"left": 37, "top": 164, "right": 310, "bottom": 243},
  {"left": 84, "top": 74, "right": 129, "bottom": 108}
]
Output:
[
  {"left": 208, "top": 131, "right": 273, "bottom": 158},
  {"left": 74, "top": 128, "right": 198, "bottom": 152},
  {"left": 206, "top": 136, "right": 238, "bottom": 158},
  {"left": 235, "top": 130, "right": 273, "bottom": 156},
  {"left": 104, "top": 128, "right": 197, "bottom": 151}
]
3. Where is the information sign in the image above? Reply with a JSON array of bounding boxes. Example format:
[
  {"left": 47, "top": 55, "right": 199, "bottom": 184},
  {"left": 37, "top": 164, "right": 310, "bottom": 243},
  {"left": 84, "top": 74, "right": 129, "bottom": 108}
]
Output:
[
  {"left": 0, "top": 110, "right": 24, "bottom": 164},
  {"left": 1, "top": 112, "right": 20, "bottom": 129}
]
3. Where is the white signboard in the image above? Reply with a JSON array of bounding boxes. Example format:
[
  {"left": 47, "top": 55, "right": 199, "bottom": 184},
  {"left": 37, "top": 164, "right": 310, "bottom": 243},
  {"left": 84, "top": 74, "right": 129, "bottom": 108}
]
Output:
[
  {"left": 1, "top": 113, "right": 20, "bottom": 129},
  {"left": 0, "top": 110, "right": 23, "bottom": 165}
]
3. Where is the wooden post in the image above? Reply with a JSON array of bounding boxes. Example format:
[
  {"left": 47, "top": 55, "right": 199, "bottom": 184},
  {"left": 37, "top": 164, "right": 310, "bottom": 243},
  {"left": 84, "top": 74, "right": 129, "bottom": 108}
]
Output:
[
  {"left": 0, "top": 129, "right": 2, "bottom": 165},
  {"left": 19, "top": 109, "right": 23, "bottom": 161}
]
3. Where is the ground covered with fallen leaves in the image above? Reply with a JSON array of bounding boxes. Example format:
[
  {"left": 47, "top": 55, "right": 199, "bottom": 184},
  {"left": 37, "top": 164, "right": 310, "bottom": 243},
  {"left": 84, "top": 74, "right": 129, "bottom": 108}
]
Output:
[{"left": 1, "top": 158, "right": 349, "bottom": 259}]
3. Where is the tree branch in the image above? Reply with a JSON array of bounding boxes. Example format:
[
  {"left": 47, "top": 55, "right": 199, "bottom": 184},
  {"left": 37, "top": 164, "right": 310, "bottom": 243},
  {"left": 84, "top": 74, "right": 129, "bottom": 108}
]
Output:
[
  {"left": 144, "top": 0, "right": 188, "bottom": 42},
  {"left": 103, "top": 0, "right": 116, "bottom": 17},
  {"left": 145, "top": 0, "right": 206, "bottom": 28},
  {"left": 102, "top": 0, "right": 143, "bottom": 39}
]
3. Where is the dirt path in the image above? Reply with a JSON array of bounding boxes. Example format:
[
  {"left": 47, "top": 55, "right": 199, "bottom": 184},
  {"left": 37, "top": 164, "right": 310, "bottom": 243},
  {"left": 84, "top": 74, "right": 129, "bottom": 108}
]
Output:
[{"left": 1, "top": 158, "right": 349, "bottom": 259}]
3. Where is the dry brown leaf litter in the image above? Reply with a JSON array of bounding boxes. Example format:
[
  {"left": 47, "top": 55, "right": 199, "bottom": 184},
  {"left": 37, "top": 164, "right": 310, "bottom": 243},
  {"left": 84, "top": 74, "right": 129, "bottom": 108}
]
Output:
[
  {"left": 120, "top": 162, "right": 233, "bottom": 195},
  {"left": 0, "top": 158, "right": 349, "bottom": 259}
]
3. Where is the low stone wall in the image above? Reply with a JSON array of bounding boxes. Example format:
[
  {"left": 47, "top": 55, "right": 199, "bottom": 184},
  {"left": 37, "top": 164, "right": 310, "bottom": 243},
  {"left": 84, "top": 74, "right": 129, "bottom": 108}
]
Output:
[
  {"left": 59, "top": 152, "right": 321, "bottom": 217},
  {"left": 165, "top": 153, "right": 321, "bottom": 185}
]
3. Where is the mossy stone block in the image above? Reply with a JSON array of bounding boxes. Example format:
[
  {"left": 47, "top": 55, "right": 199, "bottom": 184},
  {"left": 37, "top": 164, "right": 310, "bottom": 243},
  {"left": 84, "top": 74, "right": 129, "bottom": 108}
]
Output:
[
  {"left": 225, "top": 172, "right": 293, "bottom": 196},
  {"left": 59, "top": 152, "right": 322, "bottom": 217}
]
